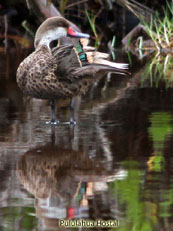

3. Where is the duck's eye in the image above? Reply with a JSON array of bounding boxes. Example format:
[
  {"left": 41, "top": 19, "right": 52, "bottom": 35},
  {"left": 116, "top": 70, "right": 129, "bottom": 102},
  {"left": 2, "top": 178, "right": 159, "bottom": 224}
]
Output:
[
  {"left": 50, "top": 40, "right": 58, "bottom": 48},
  {"left": 57, "top": 23, "right": 63, "bottom": 27}
]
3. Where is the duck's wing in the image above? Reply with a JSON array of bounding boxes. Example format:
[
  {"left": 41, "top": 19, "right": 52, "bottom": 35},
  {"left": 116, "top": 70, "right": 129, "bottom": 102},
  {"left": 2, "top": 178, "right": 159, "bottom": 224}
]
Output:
[
  {"left": 52, "top": 44, "right": 83, "bottom": 80},
  {"left": 52, "top": 40, "right": 129, "bottom": 81},
  {"left": 73, "top": 39, "right": 129, "bottom": 76}
]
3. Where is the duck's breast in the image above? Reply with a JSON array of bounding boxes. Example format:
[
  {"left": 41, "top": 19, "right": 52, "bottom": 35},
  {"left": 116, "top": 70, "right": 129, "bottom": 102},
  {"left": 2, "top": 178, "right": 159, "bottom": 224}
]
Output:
[{"left": 16, "top": 47, "right": 57, "bottom": 99}]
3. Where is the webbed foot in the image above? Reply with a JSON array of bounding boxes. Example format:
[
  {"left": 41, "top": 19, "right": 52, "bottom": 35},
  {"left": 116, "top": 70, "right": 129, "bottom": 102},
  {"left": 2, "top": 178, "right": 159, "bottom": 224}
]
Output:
[
  {"left": 70, "top": 119, "right": 76, "bottom": 125},
  {"left": 45, "top": 119, "right": 59, "bottom": 125},
  {"left": 63, "top": 119, "right": 76, "bottom": 125}
]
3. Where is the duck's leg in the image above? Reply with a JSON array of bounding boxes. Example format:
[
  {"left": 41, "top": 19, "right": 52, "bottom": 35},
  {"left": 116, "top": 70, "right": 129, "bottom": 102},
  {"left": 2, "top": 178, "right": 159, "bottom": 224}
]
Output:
[
  {"left": 46, "top": 99, "right": 59, "bottom": 125},
  {"left": 50, "top": 99, "right": 59, "bottom": 124},
  {"left": 69, "top": 96, "right": 81, "bottom": 125},
  {"left": 69, "top": 98, "right": 76, "bottom": 124}
]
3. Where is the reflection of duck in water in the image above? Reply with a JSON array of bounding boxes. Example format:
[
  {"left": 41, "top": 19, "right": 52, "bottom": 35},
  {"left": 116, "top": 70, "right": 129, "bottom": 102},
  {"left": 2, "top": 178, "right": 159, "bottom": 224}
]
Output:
[
  {"left": 17, "top": 144, "right": 112, "bottom": 199},
  {"left": 16, "top": 16, "right": 128, "bottom": 124},
  {"left": 17, "top": 144, "right": 119, "bottom": 229}
]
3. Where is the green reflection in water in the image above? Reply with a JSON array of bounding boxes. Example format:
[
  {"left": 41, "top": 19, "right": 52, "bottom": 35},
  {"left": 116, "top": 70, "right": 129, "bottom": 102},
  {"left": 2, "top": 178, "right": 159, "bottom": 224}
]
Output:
[
  {"left": 141, "top": 55, "right": 173, "bottom": 88},
  {"left": 109, "top": 161, "right": 156, "bottom": 231},
  {"left": 0, "top": 206, "right": 37, "bottom": 231},
  {"left": 109, "top": 112, "right": 173, "bottom": 231},
  {"left": 147, "top": 112, "right": 173, "bottom": 227},
  {"left": 148, "top": 112, "right": 173, "bottom": 172},
  {"left": 160, "top": 189, "right": 173, "bottom": 218}
]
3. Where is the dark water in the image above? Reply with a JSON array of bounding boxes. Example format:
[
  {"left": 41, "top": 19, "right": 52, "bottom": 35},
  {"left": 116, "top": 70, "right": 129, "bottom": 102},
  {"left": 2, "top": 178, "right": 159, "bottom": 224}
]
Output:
[{"left": 0, "top": 50, "right": 173, "bottom": 231}]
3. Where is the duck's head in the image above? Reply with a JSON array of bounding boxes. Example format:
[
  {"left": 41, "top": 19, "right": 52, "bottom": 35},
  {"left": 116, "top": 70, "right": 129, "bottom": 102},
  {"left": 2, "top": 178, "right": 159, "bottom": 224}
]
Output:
[{"left": 34, "top": 16, "right": 90, "bottom": 49}]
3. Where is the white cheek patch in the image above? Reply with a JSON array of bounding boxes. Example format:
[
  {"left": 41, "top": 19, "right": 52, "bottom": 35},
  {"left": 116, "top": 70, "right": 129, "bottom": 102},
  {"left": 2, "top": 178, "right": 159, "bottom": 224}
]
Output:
[
  {"left": 38, "top": 27, "right": 67, "bottom": 47},
  {"left": 54, "top": 27, "right": 67, "bottom": 38}
]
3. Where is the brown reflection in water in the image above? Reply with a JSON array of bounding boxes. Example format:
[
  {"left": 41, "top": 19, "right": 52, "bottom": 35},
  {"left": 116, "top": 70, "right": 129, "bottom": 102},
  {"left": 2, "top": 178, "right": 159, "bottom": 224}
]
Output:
[
  {"left": 17, "top": 142, "right": 120, "bottom": 230},
  {"left": 1, "top": 48, "right": 173, "bottom": 231}
]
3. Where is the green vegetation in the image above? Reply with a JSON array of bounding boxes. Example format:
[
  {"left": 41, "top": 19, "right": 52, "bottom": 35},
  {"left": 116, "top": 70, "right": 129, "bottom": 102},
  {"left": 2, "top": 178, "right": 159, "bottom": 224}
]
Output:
[
  {"left": 85, "top": 10, "right": 99, "bottom": 48},
  {"left": 142, "top": 1, "right": 173, "bottom": 51},
  {"left": 109, "top": 36, "right": 117, "bottom": 60},
  {"left": 59, "top": 0, "right": 68, "bottom": 16},
  {"left": 141, "top": 54, "right": 173, "bottom": 88},
  {"left": 22, "top": 21, "right": 35, "bottom": 38}
]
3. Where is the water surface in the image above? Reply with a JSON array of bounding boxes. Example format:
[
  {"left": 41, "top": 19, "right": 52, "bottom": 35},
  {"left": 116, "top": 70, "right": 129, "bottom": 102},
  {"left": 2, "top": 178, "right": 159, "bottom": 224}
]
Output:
[{"left": 0, "top": 50, "right": 173, "bottom": 231}]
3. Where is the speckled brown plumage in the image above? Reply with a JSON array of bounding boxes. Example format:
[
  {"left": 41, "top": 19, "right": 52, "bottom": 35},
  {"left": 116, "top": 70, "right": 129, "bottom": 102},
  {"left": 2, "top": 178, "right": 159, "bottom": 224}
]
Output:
[
  {"left": 16, "top": 17, "right": 128, "bottom": 124},
  {"left": 17, "top": 44, "right": 97, "bottom": 101}
]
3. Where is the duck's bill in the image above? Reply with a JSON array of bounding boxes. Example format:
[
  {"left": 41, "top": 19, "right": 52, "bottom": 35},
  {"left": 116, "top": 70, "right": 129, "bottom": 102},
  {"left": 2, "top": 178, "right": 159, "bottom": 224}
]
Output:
[{"left": 67, "top": 27, "right": 90, "bottom": 38}]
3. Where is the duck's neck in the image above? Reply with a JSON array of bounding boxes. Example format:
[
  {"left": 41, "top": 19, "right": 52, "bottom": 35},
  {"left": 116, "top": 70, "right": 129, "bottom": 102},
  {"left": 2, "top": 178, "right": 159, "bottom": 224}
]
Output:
[
  {"left": 38, "top": 37, "right": 50, "bottom": 48},
  {"left": 36, "top": 35, "right": 52, "bottom": 53},
  {"left": 36, "top": 44, "right": 50, "bottom": 55}
]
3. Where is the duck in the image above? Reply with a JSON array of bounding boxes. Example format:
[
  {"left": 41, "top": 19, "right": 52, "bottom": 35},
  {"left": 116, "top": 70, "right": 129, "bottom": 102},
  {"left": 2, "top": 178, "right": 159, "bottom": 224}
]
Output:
[{"left": 16, "top": 16, "right": 128, "bottom": 124}]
